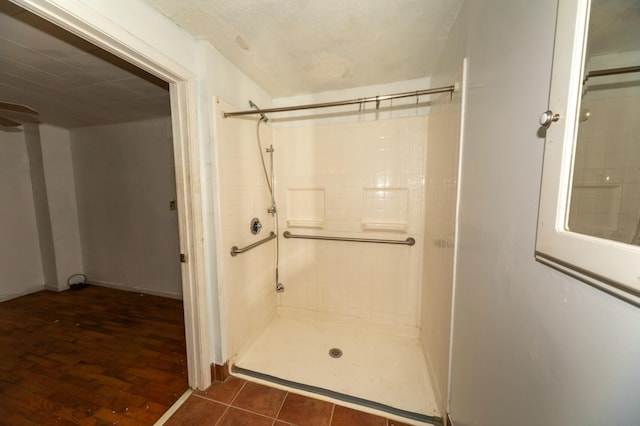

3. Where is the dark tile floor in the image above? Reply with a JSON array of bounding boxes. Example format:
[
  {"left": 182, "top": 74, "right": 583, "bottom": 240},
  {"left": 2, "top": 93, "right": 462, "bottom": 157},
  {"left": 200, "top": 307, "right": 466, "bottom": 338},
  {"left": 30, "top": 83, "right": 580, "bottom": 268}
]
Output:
[{"left": 164, "top": 376, "right": 416, "bottom": 426}]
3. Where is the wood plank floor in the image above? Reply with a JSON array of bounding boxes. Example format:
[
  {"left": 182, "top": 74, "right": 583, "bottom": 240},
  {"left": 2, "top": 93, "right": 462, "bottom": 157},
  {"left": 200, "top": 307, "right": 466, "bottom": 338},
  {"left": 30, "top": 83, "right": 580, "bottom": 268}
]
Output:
[{"left": 0, "top": 286, "right": 188, "bottom": 425}]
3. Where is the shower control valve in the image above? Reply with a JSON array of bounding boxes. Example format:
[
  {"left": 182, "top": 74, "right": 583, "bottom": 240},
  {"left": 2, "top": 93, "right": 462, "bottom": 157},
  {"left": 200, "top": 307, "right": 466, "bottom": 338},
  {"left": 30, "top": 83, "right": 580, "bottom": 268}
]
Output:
[{"left": 250, "top": 218, "right": 262, "bottom": 235}]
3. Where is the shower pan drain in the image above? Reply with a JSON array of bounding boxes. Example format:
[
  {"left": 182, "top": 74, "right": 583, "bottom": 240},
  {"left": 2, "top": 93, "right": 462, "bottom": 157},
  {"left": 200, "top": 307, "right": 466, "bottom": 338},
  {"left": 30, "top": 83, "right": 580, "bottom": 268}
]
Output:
[{"left": 328, "top": 348, "right": 343, "bottom": 358}]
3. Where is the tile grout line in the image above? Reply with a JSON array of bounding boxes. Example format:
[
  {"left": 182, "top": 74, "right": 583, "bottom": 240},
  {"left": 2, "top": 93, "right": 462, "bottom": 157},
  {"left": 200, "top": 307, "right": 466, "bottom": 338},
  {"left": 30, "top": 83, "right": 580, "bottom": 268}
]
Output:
[
  {"left": 274, "top": 390, "right": 289, "bottom": 421},
  {"left": 328, "top": 403, "right": 336, "bottom": 425},
  {"left": 213, "top": 404, "right": 230, "bottom": 426},
  {"left": 228, "top": 380, "right": 247, "bottom": 407},
  {"left": 189, "top": 381, "right": 413, "bottom": 426},
  {"left": 197, "top": 380, "right": 248, "bottom": 426},
  {"left": 192, "top": 393, "right": 231, "bottom": 405},
  {"left": 224, "top": 404, "right": 283, "bottom": 423},
  {"left": 201, "top": 381, "right": 293, "bottom": 425}
]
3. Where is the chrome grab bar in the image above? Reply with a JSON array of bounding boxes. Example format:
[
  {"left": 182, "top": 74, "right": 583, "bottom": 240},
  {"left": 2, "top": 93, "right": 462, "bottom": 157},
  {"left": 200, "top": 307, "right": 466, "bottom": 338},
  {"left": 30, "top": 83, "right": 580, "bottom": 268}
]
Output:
[
  {"left": 283, "top": 231, "right": 415, "bottom": 246},
  {"left": 230, "top": 231, "right": 276, "bottom": 256}
]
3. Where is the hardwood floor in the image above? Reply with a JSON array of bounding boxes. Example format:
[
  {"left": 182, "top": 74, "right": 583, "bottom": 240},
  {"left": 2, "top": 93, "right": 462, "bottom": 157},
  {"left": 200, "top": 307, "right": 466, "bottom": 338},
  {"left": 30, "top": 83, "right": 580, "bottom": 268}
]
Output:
[{"left": 0, "top": 286, "right": 188, "bottom": 425}]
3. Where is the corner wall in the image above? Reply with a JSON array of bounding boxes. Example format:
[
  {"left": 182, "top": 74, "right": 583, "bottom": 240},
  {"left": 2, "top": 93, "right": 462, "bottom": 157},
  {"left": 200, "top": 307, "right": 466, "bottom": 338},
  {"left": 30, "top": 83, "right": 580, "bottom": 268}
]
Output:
[
  {"left": 420, "top": 18, "right": 466, "bottom": 414},
  {"left": 40, "top": 124, "right": 83, "bottom": 289},
  {"left": 212, "top": 98, "right": 277, "bottom": 360},
  {"left": 0, "top": 129, "right": 44, "bottom": 300},
  {"left": 70, "top": 117, "right": 182, "bottom": 298},
  {"left": 0, "top": 123, "right": 84, "bottom": 300},
  {"left": 24, "top": 124, "right": 58, "bottom": 289}
]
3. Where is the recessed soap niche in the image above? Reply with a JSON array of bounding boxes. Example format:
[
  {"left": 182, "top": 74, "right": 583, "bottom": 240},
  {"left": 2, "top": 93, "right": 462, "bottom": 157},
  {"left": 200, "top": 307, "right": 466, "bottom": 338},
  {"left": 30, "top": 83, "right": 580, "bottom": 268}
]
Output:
[
  {"left": 287, "top": 188, "right": 325, "bottom": 228},
  {"left": 361, "top": 188, "right": 409, "bottom": 232}
]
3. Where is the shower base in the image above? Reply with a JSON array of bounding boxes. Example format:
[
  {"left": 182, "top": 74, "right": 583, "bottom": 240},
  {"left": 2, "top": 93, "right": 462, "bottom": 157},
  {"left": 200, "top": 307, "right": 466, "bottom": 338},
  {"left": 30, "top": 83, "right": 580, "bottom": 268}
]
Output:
[{"left": 231, "top": 309, "right": 440, "bottom": 425}]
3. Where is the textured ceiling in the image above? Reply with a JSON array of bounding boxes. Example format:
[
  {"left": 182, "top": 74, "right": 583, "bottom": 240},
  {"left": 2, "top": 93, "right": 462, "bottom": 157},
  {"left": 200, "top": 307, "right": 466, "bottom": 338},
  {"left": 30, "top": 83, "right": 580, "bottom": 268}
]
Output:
[
  {"left": 0, "top": 2, "right": 170, "bottom": 129},
  {"left": 143, "top": 0, "right": 464, "bottom": 97}
]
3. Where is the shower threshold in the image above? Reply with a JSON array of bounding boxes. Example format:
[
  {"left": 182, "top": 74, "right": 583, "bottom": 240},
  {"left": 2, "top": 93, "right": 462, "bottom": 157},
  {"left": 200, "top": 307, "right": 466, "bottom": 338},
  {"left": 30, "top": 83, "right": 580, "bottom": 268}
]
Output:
[
  {"left": 231, "top": 364, "right": 442, "bottom": 425},
  {"left": 231, "top": 313, "right": 441, "bottom": 426}
]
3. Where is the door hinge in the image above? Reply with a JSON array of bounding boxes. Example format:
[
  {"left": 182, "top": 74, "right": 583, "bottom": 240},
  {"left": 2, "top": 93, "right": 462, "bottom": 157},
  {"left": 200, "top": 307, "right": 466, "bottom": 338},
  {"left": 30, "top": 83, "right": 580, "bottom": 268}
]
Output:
[{"left": 180, "top": 253, "right": 187, "bottom": 263}]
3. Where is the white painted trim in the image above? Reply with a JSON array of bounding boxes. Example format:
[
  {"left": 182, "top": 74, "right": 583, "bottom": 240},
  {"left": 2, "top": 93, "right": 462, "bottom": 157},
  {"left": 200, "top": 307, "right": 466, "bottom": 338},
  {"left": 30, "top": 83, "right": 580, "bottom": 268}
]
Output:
[
  {"left": 0, "top": 285, "right": 46, "bottom": 302},
  {"left": 11, "top": 0, "right": 211, "bottom": 390},
  {"left": 208, "top": 97, "right": 229, "bottom": 365},
  {"left": 170, "top": 80, "right": 212, "bottom": 390},
  {"left": 447, "top": 57, "right": 469, "bottom": 416}
]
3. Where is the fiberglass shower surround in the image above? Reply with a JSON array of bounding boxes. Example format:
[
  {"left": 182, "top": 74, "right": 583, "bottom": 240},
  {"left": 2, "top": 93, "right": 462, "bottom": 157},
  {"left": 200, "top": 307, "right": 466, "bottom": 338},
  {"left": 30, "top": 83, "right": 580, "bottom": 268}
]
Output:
[{"left": 216, "top": 84, "right": 456, "bottom": 424}]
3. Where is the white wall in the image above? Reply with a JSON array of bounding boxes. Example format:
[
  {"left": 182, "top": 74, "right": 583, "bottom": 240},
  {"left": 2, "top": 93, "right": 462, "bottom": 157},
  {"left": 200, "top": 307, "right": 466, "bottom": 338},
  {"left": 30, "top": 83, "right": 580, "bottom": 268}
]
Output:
[
  {"left": 0, "top": 129, "right": 44, "bottom": 301},
  {"left": 70, "top": 117, "right": 182, "bottom": 298},
  {"left": 447, "top": 1, "right": 640, "bottom": 425},
  {"left": 1, "top": 123, "right": 83, "bottom": 300}
]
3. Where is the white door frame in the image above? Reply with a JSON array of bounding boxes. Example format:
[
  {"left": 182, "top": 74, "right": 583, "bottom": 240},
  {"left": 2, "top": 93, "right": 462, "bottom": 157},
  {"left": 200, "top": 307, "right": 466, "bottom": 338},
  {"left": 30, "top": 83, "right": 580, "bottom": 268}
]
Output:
[{"left": 12, "top": 0, "right": 211, "bottom": 390}]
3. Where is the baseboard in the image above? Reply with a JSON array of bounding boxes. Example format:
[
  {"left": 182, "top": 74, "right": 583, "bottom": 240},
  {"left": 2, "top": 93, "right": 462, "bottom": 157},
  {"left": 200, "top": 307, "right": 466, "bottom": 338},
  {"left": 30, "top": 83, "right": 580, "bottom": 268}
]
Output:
[
  {"left": 87, "top": 280, "right": 182, "bottom": 300},
  {"left": 0, "top": 285, "right": 46, "bottom": 302},
  {"left": 44, "top": 283, "right": 66, "bottom": 292},
  {"left": 211, "top": 362, "right": 230, "bottom": 383}
]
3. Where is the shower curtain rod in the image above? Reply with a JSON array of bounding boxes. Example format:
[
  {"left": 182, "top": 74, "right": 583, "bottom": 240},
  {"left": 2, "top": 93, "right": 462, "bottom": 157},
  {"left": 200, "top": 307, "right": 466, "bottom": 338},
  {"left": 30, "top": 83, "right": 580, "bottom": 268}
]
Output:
[{"left": 223, "top": 85, "right": 456, "bottom": 118}]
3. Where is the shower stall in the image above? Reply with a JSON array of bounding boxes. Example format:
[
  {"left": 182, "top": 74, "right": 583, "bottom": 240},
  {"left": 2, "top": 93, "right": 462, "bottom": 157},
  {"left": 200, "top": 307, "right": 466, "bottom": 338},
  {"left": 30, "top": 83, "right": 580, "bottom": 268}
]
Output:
[{"left": 213, "top": 80, "right": 462, "bottom": 425}]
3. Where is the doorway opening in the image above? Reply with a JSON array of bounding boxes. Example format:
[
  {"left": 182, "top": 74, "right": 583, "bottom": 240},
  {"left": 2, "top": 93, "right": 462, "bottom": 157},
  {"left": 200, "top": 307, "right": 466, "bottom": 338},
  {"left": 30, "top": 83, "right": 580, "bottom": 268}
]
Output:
[{"left": 3, "top": 0, "right": 209, "bottom": 406}]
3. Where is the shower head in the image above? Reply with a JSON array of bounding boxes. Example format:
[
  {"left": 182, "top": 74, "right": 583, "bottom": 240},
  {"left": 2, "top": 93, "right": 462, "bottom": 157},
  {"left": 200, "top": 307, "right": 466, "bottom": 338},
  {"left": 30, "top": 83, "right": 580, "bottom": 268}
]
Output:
[{"left": 249, "top": 100, "right": 269, "bottom": 123}]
